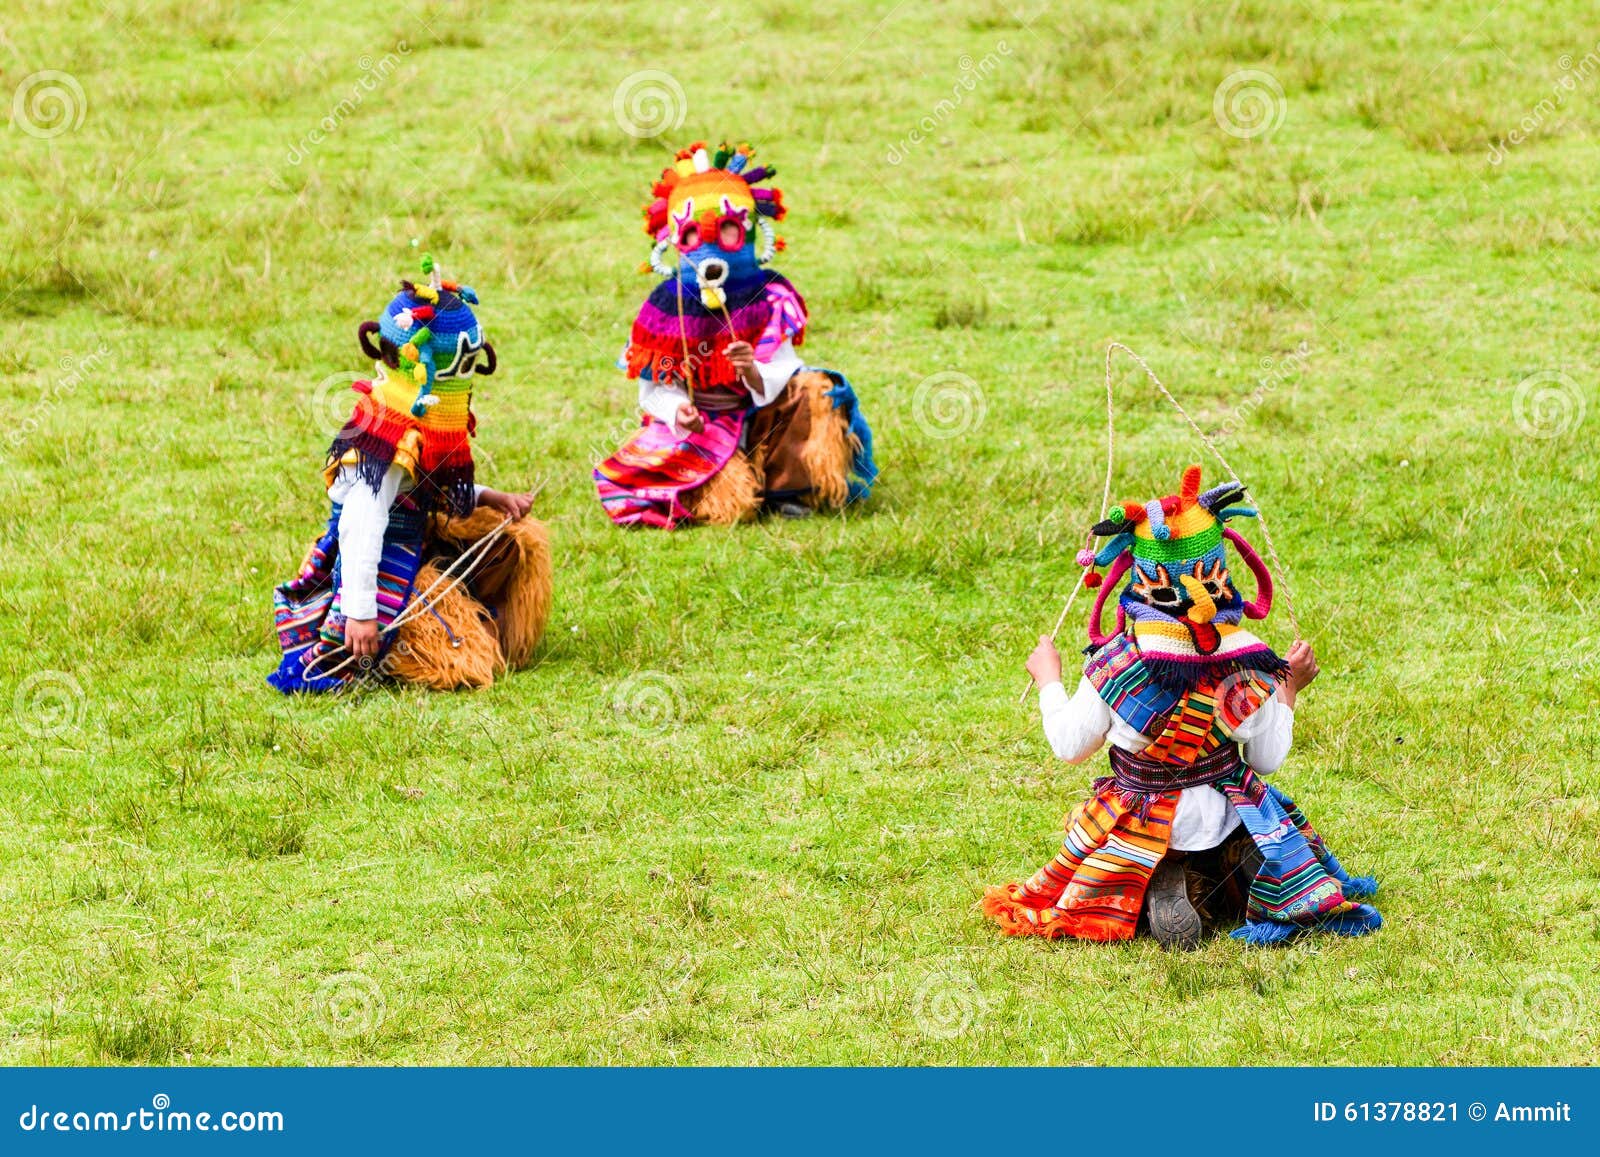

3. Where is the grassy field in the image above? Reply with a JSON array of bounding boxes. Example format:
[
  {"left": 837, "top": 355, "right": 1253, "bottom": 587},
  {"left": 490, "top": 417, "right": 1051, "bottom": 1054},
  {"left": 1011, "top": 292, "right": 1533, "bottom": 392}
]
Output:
[{"left": 1, "top": 0, "right": 1595, "bottom": 1065}]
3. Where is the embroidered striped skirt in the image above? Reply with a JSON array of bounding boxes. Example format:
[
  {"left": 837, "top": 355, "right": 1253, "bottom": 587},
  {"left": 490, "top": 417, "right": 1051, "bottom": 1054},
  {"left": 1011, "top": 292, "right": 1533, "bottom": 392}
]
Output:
[
  {"left": 267, "top": 503, "right": 426, "bottom": 694},
  {"left": 983, "top": 766, "right": 1380, "bottom": 943}
]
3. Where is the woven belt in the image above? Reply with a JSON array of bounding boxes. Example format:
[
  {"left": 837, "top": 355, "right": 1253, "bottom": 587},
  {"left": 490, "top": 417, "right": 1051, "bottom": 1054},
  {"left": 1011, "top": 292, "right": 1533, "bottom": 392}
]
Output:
[
  {"left": 691, "top": 386, "right": 749, "bottom": 414},
  {"left": 1108, "top": 742, "right": 1243, "bottom": 795}
]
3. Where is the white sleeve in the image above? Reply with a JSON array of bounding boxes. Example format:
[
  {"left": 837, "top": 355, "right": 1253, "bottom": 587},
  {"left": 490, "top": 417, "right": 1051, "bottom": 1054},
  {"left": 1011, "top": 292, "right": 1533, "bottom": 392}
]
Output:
[
  {"left": 333, "top": 464, "right": 405, "bottom": 621},
  {"left": 748, "top": 338, "right": 803, "bottom": 408},
  {"left": 1040, "top": 676, "right": 1113, "bottom": 764},
  {"left": 1234, "top": 695, "right": 1295, "bottom": 775},
  {"left": 639, "top": 379, "right": 691, "bottom": 436}
]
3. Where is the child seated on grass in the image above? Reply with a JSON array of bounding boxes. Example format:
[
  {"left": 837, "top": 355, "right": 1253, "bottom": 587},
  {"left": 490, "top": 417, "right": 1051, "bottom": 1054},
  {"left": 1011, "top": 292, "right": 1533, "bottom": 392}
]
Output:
[
  {"left": 269, "top": 258, "right": 550, "bottom": 693},
  {"left": 984, "top": 466, "right": 1380, "bottom": 948},
  {"left": 594, "top": 141, "right": 876, "bottom": 528}
]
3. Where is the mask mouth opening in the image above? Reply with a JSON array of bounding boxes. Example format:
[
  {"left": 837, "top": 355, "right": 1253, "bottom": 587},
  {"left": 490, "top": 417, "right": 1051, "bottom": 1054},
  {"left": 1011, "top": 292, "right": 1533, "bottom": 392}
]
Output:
[{"left": 696, "top": 258, "right": 730, "bottom": 288}]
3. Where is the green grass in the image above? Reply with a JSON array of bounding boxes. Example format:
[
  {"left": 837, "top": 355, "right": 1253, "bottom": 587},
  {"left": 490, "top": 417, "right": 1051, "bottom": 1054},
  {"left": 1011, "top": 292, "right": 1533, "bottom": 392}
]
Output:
[{"left": 1, "top": 0, "right": 1596, "bottom": 1065}]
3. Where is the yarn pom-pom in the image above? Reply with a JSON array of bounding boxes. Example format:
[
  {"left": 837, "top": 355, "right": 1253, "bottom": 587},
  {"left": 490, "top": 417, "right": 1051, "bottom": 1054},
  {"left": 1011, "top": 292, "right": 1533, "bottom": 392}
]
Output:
[
  {"left": 1122, "top": 501, "right": 1145, "bottom": 522},
  {"left": 1082, "top": 572, "right": 1103, "bottom": 589},
  {"left": 1075, "top": 548, "right": 1095, "bottom": 567}
]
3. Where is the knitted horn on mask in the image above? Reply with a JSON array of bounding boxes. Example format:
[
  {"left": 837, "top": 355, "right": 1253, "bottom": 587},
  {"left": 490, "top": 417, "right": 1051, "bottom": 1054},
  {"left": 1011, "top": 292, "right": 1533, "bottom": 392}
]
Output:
[
  {"left": 1086, "top": 549, "right": 1133, "bottom": 648},
  {"left": 1223, "top": 526, "right": 1274, "bottom": 620}
]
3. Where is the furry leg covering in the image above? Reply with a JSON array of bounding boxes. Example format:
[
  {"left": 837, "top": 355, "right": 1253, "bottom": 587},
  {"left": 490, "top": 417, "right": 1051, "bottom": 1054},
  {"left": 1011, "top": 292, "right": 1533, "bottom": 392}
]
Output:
[
  {"left": 389, "top": 508, "right": 553, "bottom": 689},
  {"left": 388, "top": 561, "right": 505, "bottom": 690},
  {"left": 427, "top": 507, "right": 553, "bottom": 670},
  {"left": 793, "top": 370, "right": 852, "bottom": 510},
  {"left": 684, "top": 450, "right": 762, "bottom": 525}
]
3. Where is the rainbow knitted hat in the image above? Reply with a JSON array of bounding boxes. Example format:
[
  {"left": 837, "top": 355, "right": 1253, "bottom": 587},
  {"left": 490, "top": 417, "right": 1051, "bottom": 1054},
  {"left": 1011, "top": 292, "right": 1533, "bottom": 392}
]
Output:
[
  {"left": 326, "top": 255, "right": 495, "bottom": 516},
  {"left": 642, "top": 140, "right": 787, "bottom": 273},
  {"left": 1081, "top": 465, "right": 1287, "bottom": 690}
]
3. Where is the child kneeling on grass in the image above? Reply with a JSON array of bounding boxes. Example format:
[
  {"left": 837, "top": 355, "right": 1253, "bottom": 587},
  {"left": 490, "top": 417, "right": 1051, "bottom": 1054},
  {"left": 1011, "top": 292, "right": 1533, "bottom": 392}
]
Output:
[
  {"left": 984, "top": 466, "right": 1380, "bottom": 949},
  {"left": 268, "top": 258, "right": 551, "bottom": 694},
  {"left": 594, "top": 140, "right": 877, "bottom": 528}
]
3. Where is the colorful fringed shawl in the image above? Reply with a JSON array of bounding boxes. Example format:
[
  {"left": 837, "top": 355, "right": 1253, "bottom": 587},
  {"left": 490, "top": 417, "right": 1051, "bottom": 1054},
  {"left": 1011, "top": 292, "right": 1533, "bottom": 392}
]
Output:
[
  {"left": 267, "top": 503, "right": 426, "bottom": 694},
  {"left": 983, "top": 766, "right": 1379, "bottom": 942},
  {"left": 594, "top": 413, "right": 745, "bottom": 529},
  {"left": 1085, "top": 632, "right": 1277, "bottom": 769},
  {"left": 1123, "top": 614, "right": 1288, "bottom": 696},
  {"left": 325, "top": 368, "right": 477, "bottom": 517},
  {"left": 625, "top": 271, "right": 806, "bottom": 392}
]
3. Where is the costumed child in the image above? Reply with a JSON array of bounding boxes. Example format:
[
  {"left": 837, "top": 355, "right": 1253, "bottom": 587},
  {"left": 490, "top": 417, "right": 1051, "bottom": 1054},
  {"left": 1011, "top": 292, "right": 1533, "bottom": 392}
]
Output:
[
  {"left": 594, "top": 141, "right": 877, "bottom": 528},
  {"left": 984, "top": 466, "right": 1380, "bottom": 948},
  {"left": 268, "top": 256, "right": 552, "bottom": 693}
]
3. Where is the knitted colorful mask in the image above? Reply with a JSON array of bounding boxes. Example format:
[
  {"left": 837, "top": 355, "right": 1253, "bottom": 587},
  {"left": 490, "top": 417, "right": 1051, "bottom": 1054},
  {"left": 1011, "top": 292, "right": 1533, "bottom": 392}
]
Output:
[
  {"left": 327, "top": 256, "right": 493, "bottom": 516},
  {"left": 1082, "top": 465, "right": 1288, "bottom": 692},
  {"left": 355, "top": 255, "right": 496, "bottom": 408},
  {"left": 626, "top": 140, "right": 804, "bottom": 392}
]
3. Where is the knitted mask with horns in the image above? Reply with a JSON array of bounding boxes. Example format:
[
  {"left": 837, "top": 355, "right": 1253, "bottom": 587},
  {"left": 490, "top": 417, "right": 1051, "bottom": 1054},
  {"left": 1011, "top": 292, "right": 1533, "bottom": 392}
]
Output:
[
  {"left": 625, "top": 140, "right": 805, "bottom": 392},
  {"left": 327, "top": 255, "right": 495, "bottom": 517},
  {"left": 1082, "top": 465, "right": 1288, "bottom": 691}
]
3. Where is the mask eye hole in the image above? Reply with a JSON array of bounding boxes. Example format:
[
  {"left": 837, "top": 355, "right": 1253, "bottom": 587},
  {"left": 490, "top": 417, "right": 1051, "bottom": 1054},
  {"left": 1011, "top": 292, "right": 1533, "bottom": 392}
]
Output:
[
  {"left": 1203, "top": 581, "right": 1222, "bottom": 598},
  {"left": 679, "top": 224, "right": 700, "bottom": 249},
  {"left": 434, "top": 331, "right": 483, "bottom": 379},
  {"left": 1148, "top": 587, "right": 1180, "bottom": 605},
  {"left": 717, "top": 218, "right": 745, "bottom": 250}
]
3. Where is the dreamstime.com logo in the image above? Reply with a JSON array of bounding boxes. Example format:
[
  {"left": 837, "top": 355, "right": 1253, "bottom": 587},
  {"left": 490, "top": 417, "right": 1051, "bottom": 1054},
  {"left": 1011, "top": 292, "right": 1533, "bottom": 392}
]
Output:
[
  {"left": 610, "top": 671, "right": 689, "bottom": 735},
  {"left": 912, "top": 371, "right": 986, "bottom": 439},
  {"left": 309, "top": 371, "right": 374, "bottom": 439},
  {"left": 314, "top": 971, "right": 387, "bottom": 1038},
  {"left": 11, "top": 70, "right": 87, "bottom": 138},
  {"left": 13, "top": 670, "right": 85, "bottom": 740},
  {"left": 1, "top": 343, "right": 112, "bottom": 469},
  {"left": 612, "top": 70, "right": 687, "bottom": 139},
  {"left": 1213, "top": 69, "right": 1286, "bottom": 139},
  {"left": 286, "top": 42, "right": 411, "bottom": 165},
  {"left": 911, "top": 961, "right": 989, "bottom": 1040},
  {"left": 18, "top": 1094, "right": 284, "bottom": 1134},
  {"left": 1510, "top": 971, "right": 1584, "bottom": 1042},
  {"left": 1511, "top": 370, "right": 1586, "bottom": 439}
]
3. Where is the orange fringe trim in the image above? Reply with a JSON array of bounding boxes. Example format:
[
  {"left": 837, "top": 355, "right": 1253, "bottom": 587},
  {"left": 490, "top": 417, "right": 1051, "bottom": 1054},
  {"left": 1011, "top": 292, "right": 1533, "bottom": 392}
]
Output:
[
  {"left": 429, "top": 508, "right": 552, "bottom": 670},
  {"left": 389, "top": 562, "right": 503, "bottom": 690},
  {"left": 981, "top": 885, "right": 1133, "bottom": 942}
]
